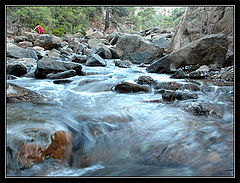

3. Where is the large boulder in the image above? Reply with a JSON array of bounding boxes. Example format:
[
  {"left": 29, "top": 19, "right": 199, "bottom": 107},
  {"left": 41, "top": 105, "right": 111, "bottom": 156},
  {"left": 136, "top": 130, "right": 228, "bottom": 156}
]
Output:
[
  {"left": 7, "top": 43, "right": 35, "bottom": 59},
  {"left": 34, "top": 34, "right": 61, "bottom": 50},
  {"left": 168, "top": 7, "right": 233, "bottom": 52},
  {"left": 7, "top": 63, "right": 28, "bottom": 77},
  {"left": 146, "top": 34, "right": 229, "bottom": 73},
  {"left": 115, "top": 34, "right": 163, "bottom": 64},
  {"left": 34, "top": 57, "right": 83, "bottom": 79},
  {"left": 7, "top": 83, "right": 44, "bottom": 103},
  {"left": 89, "top": 43, "right": 112, "bottom": 59}
]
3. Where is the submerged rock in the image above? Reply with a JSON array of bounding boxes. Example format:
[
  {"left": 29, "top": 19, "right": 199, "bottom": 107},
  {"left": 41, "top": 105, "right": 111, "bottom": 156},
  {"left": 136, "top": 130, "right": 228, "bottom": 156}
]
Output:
[
  {"left": 43, "top": 131, "right": 73, "bottom": 161},
  {"left": 154, "top": 82, "right": 183, "bottom": 91},
  {"left": 162, "top": 90, "right": 198, "bottom": 101},
  {"left": 182, "top": 101, "right": 223, "bottom": 118},
  {"left": 115, "top": 81, "right": 150, "bottom": 93},
  {"left": 137, "top": 75, "right": 157, "bottom": 86},
  {"left": 114, "top": 59, "right": 133, "bottom": 68}
]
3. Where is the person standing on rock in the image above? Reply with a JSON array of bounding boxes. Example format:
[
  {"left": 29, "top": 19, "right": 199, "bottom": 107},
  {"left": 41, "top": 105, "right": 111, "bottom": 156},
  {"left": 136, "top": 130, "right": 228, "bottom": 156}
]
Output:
[{"left": 33, "top": 23, "right": 44, "bottom": 34}]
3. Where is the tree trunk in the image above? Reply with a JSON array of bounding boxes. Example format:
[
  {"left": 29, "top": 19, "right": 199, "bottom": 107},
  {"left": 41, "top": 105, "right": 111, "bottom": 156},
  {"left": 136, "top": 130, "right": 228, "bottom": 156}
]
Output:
[{"left": 105, "top": 7, "right": 109, "bottom": 31}]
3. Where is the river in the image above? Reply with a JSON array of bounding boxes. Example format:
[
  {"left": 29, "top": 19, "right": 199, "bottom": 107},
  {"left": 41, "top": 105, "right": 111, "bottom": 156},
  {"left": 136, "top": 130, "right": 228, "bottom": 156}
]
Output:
[{"left": 6, "top": 60, "right": 234, "bottom": 177}]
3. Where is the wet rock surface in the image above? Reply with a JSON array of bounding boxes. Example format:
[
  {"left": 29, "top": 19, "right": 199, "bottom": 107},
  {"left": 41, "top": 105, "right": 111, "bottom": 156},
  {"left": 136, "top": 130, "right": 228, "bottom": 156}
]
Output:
[
  {"left": 7, "top": 83, "right": 44, "bottom": 103},
  {"left": 115, "top": 81, "right": 150, "bottom": 93}
]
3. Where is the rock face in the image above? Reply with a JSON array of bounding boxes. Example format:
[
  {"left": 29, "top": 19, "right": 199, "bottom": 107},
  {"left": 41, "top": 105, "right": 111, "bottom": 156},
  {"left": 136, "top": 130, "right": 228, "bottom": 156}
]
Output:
[
  {"left": 146, "top": 34, "right": 228, "bottom": 73},
  {"left": 116, "top": 34, "right": 163, "bottom": 64},
  {"left": 7, "top": 83, "right": 44, "bottom": 103},
  {"left": 34, "top": 34, "right": 61, "bottom": 50},
  {"left": 46, "top": 69, "right": 77, "bottom": 79},
  {"left": 34, "top": 57, "right": 83, "bottom": 79},
  {"left": 168, "top": 7, "right": 233, "bottom": 52}
]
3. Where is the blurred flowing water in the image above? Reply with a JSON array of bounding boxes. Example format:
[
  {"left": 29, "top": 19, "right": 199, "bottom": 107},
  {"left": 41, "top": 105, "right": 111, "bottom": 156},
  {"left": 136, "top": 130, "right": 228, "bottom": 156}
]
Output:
[{"left": 6, "top": 61, "right": 234, "bottom": 177}]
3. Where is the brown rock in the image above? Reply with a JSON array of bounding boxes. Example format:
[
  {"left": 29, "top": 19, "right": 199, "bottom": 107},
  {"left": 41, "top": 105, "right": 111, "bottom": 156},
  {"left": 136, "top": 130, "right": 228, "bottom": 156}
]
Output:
[
  {"left": 42, "top": 131, "right": 73, "bottom": 161},
  {"left": 18, "top": 143, "right": 46, "bottom": 168},
  {"left": 115, "top": 81, "right": 150, "bottom": 93}
]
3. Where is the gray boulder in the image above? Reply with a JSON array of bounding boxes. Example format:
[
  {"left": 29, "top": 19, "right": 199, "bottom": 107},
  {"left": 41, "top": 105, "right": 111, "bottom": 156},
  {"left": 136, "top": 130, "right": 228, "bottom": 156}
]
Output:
[
  {"left": 89, "top": 44, "right": 112, "bottom": 59},
  {"left": 116, "top": 34, "right": 163, "bottom": 64},
  {"left": 34, "top": 57, "right": 82, "bottom": 79},
  {"left": 34, "top": 34, "right": 61, "bottom": 50},
  {"left": 147, "top": 34, "right": 229, "bottom": 73},
  {"left": 86, "top": 54, "right": 107, "bottom": 67},
  {"left": 114, "top": 59, "right": 133, "bottom": 68},
  {"left": 70, "top": 54, "right": 88, "bottom": 63},
  {"left": 7, "top": 43, "right": 34, "bottom": 59}
]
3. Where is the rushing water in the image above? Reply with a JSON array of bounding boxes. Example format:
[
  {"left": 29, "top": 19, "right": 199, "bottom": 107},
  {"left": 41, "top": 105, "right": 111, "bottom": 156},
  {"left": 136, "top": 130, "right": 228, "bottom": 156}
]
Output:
[{"left": 6, "top": 61, "right": 234, "bottom": 177}]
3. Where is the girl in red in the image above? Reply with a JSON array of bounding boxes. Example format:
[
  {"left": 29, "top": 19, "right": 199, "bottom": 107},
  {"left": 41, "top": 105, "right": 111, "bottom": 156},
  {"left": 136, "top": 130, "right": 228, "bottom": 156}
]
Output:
[{"left": 33, "top": 23, "right": 44, "bottom": 34}]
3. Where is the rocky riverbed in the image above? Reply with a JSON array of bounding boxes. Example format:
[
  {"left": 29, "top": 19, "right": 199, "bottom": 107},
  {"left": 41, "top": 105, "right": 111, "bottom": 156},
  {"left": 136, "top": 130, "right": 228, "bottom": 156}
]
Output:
[{"left": 6, "top": 7, "right": 234, "bottom": 177}]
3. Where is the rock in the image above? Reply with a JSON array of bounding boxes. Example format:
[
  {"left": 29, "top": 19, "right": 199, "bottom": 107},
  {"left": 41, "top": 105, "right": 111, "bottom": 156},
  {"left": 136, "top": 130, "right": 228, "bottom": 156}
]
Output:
[
  {"left": 63, "top": 33, "right": 74, "bottom": 42},
  {"left": 34, "top": 34, "right": 61, "bottom": 50},
  {"left": 170, "top": 69, "right": 188, "bottom": 79},
  {"left": 109, "top": 47, "right": 120, "bottom": 59},
  {"left": 88, "top": 39, "right": 105, "bottom": 48},
  {"left": 115, "top": 81, "right": 150, "bottom": 93},
  {"left": 116, "top": 34, "right": 163, "bottom": 64},
  {"left": 14, "top": 36, "right": 27, "bottom": 43},
  {"left": 183, "top": 83, "right": 201, "bottom": 91},
  {"left": 26, "top": 48, "right": 39, "bottom": 60},
  {"left": 18, "top": 143, "right": 45, "bottom": 168},
  {"left": 34, "top": 57, "right": 83, "bottom": 79},
  {"left": 7, "top": 63, "right": 28, "bottom": 77},
  {"left": 88, "top": 30, "right": 104, "bottom": 39},
  {"left": 53, "top": 79, "right": 73, "bottom": 84},
  {"left": 168, "top": 7, "right": 233, "bottom": 52},
  {"left": 154, "top": 82, "right": 183, "bottom": 90},
  {"left": 18, "top": 41, "right": 33, "bottom": 49},
  {"left": 175, "top": 91, "right": 198, "bottom": 100},
  {"left": 114, "top": 59, "right": 133, "bottom": 68},
  {"left": 147, "top": 34, "right": 228, "bottom": 73},
  {"left": 189, "top": 71, "right": 208, "bottom": 79},
  {"left": 138, "top": 63, "right": 148, "bottom": 67},
  {"left": 70, "top": 54, "right": 88, "bottom": 63},
  {"left": 223, "top": 51, "right": 234, "bottom": 67},
  {"left": 46, "top": 69, "right": 77, "bottom": 79},
  {"left": 210, "top": 65, "right": 233, "bottom": 82},
  {"left": 153, "top": 37, "right": 170, "bottom": 49},
  {"left": 22, "top": 31, "right": 38, "bottom": 42},
  {"left": 137, "top": 76, "right": 157, "bottom": 86},
  {"left": 7, "top": 43, "right": 34, "bottom": 59},
  {"left": 182, "top": 101, "right": 223, "bottom": 118},
  {"left": 89, "top": 43, "right": 112, "bottom": 59},
  {"left": 73, "top": 43, "right": 88, "bottom": 54},
  {"left": 7, "top": 57, "right": 37, "bottom": 72},
  {"left": 42, "top": 131, "right": 73, "bottom": 161},
  {"left": 161, "top": 90, "right": 176, "bottom": 101},
  {"left": 86, "top": 54, "right": 107, "bottom": 67},
  {"left": 7, "top": 83, "right": 44, "bottom": 103},
  {"left": 7, "top": 74, "right": 17, "bottom": 80},
  {"left": 196, "top": 65, "right": 210, "bottom": 72}
]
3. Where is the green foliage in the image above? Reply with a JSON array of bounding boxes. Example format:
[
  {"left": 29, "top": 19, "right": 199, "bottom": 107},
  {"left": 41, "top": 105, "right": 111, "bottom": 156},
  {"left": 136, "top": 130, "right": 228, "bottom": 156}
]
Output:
[{"left": 6, "top": 6, "right": 186, "bottom": 36}]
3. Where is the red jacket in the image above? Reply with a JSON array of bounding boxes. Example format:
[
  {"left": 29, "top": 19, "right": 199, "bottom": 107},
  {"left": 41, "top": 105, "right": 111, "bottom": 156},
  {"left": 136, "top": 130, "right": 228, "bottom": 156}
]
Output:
[{"left": 34, "top": 25, "right": 44, "bottom": 34}]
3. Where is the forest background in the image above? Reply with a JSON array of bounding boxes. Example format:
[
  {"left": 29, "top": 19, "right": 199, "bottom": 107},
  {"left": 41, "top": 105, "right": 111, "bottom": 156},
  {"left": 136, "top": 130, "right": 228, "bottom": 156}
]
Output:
[{"left": 6, "top": 6, "right": 186, "bottom": 37}]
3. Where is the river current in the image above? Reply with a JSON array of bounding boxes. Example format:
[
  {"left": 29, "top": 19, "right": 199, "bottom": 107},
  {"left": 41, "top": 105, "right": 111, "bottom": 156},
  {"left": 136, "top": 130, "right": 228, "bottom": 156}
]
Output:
[{"left": 6, "top": 61, "right": 234, "bottom": 177}]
